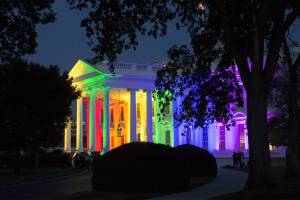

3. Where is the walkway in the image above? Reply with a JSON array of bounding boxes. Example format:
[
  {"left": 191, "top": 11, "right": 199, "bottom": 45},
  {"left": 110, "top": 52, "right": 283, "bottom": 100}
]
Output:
[
  {"left": 150, "top": 168, "right": 248, "bottom": 200},
  {"left": 0, "top": 170, "right": 92, "bottom": 200}
]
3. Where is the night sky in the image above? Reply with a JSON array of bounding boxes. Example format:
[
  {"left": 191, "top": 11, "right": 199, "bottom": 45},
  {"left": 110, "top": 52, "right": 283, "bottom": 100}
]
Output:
[
  {"left": 26, "top": 0, "right": 190, "bottom": 73},
  {"left": 26, "top": 1, "right": 300, "bottom": 73}
]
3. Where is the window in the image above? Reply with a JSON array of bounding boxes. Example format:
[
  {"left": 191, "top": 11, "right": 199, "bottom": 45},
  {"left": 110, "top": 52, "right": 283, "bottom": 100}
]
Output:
[
  {"left": 110, "top": 108, "right": 114, "bottom": 128},
  {"left": 100, "top": 110, "right": 103, "bottom": 128},
  {"left": 202, "top": 127, "right": 208, "bottom": 150},
  {"left": 219, "top": 125, "right": 226, "bottom": 150},
  {"left": 238, "top": 124, "right": 245, "bottom": 150},
  {"left": 120, "top": 106, "right": 124, "bottom": 121},
  {"left": 111, "top": 136, "right": 114, "bottom": 149},
  {"left": 120, "top": 135, "right": 125, "bottom": 145}
]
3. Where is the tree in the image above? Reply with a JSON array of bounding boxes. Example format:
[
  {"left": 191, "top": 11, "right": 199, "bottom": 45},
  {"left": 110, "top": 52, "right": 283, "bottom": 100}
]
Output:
[
  {"left": 0, "top": 0, "right": 56, "bottom": 64},
  {"left": 0, "top": 60, "right": 80, "bottom": 171},
  {"left": 66, "top": 0, "right": 300, "bottom": 189},
  {"left": 269, "top": 40, "right": 300, "bottom": 178}
]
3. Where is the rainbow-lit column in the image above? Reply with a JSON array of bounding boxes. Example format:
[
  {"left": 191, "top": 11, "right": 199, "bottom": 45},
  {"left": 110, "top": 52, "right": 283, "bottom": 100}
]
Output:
[
  {"left": 130, "top": 89, "right": 137, "bottom": 142},
  {"left": 89, "top": 91, "right": 96, "bottom": 152},
  {"left": 103, "top": 87, "right": 110, "bottom": 152},
  {"left": 64, "top": 119, "right": 71, "bottom": 152},
  {"left": 76, "top": 97, "right": 83, "bottom": 152},
  {"left": 146, "top": 90, "right": 153, "bottom": 142}
]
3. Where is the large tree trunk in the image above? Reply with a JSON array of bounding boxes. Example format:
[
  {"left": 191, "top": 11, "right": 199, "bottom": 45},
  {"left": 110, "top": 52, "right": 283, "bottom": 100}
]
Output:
[
  {"left": 245, "top": 74, "right": 275, "bottom": 189},
  {"left": 285, "top": 55, "right": 300, "bottom": 178}
]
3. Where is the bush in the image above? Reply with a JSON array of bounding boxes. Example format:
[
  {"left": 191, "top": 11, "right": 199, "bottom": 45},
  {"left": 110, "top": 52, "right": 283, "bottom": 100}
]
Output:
[
  {"left": 39, "top": 149, "right": 64, "bottom": 167},
  {"left": 92, "top": 142, "right": 190, "bottom": 193},
  {"left": 173, "top": 145, "right": 217, "bottom": 177}
]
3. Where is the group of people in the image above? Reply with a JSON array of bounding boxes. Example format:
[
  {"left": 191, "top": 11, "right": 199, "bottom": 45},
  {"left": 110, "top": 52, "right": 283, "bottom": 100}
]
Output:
[
  {"left": 232, "top": 151, "right": 245, "bottom": 168},
  {"left": 62, "top": 152, "right": 101, "bottom": 169}
]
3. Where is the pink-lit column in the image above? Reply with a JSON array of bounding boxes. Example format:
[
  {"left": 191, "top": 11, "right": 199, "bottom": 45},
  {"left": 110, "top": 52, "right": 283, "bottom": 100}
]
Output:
[{"left": 89, "top": 92, "right": 96, "bottom": 152}]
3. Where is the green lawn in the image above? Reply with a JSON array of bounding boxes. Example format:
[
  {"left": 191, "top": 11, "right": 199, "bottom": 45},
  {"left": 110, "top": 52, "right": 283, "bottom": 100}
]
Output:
[
  {"left": 0, "top": 167, "right": 83, "bottom": 186},
  {"left": 211, "top": 166, "right": 300, "bottom": 200},
  {"left": 42, "top": 177, "right": 215, "bottom": 200}
]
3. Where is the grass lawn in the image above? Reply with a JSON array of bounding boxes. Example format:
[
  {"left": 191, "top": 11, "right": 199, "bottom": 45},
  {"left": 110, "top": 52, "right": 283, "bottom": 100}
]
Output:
[
  {"left": 211, "top": 166, "right": 300, "bottom": 200},
  {"left": 0, "top": 167, "right": 83, "bottom": 186},
  {"left": 42, "top": 177, "right": 215, "bottom": 200}
]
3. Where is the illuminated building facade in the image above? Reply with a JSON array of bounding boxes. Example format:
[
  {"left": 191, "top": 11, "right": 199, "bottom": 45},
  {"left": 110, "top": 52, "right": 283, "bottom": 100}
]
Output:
[{"left": 64, "top": 59, "right": 250, "bottom": 155}]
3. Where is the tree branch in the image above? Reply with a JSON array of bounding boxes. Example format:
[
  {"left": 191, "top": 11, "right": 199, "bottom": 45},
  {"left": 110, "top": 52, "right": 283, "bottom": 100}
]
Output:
[{"left": 265, "top": 10, "right": 297, "bottom": 89}]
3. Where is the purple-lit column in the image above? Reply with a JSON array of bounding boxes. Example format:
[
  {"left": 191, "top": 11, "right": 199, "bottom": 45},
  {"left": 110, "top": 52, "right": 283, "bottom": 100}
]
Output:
[
  {"left": 146, "top": 90, "right": 153, "bottom": 142},
  {"left": 103, "top": 87, "right": 110, "bottom": 152},
  {"left": 130, "top": 89, "right": 137, "bottom": 142}
]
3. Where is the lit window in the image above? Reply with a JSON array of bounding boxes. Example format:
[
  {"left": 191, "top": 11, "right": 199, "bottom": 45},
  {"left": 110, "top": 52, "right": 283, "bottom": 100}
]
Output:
[
  {"left": 219, "top": 126, "right": 226, "bottom": 150},
  {"left": 120, "top": 106, "right": 124, "bottom": 121},
  {"left": 110, "top": 108, "right": 114, "bottom": 128}
]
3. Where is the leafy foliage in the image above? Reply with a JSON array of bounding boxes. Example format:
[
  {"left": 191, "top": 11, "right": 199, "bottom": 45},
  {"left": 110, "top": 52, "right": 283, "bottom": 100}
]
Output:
[
  {"left": 0, "top": 0, "right": 56, "bottom": 64},
  {"left": 66, "top": 0, "right": 300, "bottom": 188},
  {"left": 0, "top": 60, "right": 80, "bottom": 152}
]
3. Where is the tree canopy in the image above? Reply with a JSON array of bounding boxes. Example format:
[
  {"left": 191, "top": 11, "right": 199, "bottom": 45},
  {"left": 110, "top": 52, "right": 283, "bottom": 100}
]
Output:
[
  {"left": 0, "top": 0, "right": 56, "bottom": 64},
  {"left": 66, "top": 0, "right": 300, "bottom": 189},
  {"left": 0, "top": 60, "right": 80, "bottom": 152}
]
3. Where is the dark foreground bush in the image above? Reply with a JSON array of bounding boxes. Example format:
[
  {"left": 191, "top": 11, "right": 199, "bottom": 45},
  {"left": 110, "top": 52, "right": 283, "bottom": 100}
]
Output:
[
  {"left": 92, "top": 142, "right": 190, "bottom": 193},
  {"left": 174, "top": 145, "right": 217, "bottom": 177}
]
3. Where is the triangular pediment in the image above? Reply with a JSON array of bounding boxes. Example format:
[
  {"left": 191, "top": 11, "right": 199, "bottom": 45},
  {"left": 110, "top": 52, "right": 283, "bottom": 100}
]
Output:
[{"left": 69, "top": 59, "right": 111, "bottom": 80}]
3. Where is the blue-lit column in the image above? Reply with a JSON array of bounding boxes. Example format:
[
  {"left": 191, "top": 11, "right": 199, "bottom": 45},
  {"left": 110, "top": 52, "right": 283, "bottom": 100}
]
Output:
[
  {"left": 173, "top": 97, "right": 179, "bottom": 146},
  {"left": 146, "top": 90, "right": 153, "bottom": 142},
  {"left": 130, "top": 89, "right": 137, "bottom": 142}
]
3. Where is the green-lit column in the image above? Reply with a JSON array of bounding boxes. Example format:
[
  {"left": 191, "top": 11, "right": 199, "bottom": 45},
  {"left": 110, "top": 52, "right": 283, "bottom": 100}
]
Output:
[
  {"left": 153, "top": 93, "right": 160, "bottom": 144},
  {"left": 146, "top": 90, "right": 153, "bottom": 142},
  {"left": 89, "top": 92, "right": 96, "bottom": 152},
  {"left": 103, "top": 87, "right": 110, "bottom": 152}
]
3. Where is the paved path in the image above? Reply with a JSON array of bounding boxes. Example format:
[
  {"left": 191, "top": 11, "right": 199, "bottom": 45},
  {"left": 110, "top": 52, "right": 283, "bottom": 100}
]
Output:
[
  {"left": 150, "top": 168, "right": 248, "bottom": 200},
  {"left": 0, "top": 170, "right": 92, "bottom": 200}
]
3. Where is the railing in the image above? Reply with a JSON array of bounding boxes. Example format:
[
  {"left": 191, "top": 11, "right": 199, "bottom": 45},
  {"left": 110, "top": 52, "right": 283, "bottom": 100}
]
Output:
[{"left": 112, "top": 62, "right": 165, "bottom": 72}]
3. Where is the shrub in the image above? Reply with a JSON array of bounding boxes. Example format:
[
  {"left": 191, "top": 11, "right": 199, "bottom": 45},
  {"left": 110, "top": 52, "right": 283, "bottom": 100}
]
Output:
[
  {"left": 173, "top": 145, "right": 217, "bottom": 177},
  {"left": 92, "top": 142, "right": 190, "bottom": 192}
]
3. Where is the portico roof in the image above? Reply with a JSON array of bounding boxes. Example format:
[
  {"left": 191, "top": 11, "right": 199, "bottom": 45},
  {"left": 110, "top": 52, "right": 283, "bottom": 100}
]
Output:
[{"left": 69, "top": 59, "right": 113, "bottom": 82}]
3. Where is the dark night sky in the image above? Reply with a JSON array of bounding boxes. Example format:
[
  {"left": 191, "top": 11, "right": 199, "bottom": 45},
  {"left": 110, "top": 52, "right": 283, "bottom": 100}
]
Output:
[
  {"left": 26, "top": 1, "right": 300, "bottom": 73},
  {"left": 26, "top": 0, "right": 190, "bottom": 73}
]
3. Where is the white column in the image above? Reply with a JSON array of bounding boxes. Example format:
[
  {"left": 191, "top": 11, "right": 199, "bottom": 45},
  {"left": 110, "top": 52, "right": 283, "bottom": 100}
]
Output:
[
  {"left": 64, "top": 119, "right": 71, "bottom": 152},
  {"left": 103, "top": 87, "right": 110, "bottom": 152},
  {"left": 130, "top": 89, "right": 137, "bottom": 142},
  {"left": 76, "top": 97, "right": 83, "bottom": 152},
  {"left": 146, "top": 90, "right": 153, "bottom": 142},
  {"left": 89, "top": 92, "right": 96, "bottom": 152}
]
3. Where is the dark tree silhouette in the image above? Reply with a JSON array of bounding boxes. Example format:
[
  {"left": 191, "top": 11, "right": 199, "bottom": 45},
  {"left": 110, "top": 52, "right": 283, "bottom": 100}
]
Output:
[
  {"left": 269, "top": 41, "right": 300, "bottom": 178},
  {"left": 0, "top": 0, "right": 56, "bottom": 64},
  {"left": 0, "top": 60, "right": 80, "bottom": 171},
  {"left": 66, "top": 0, "right": 300, "bottom": 189}
]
